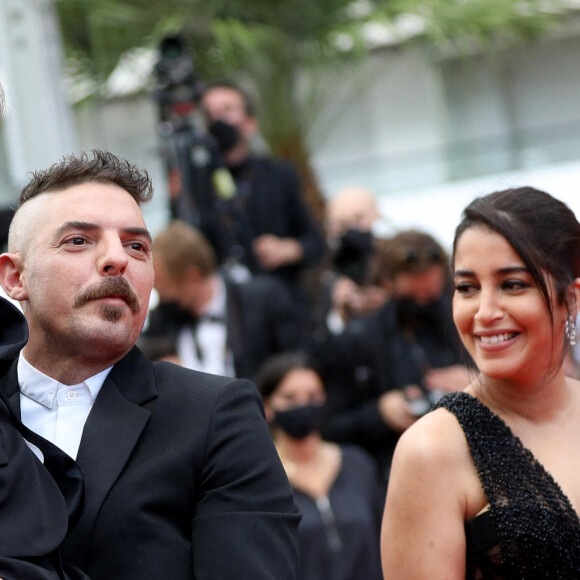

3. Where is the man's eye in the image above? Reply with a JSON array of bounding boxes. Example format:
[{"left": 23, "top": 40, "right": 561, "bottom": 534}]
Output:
[
  {"left": 130, "top": 242, "right": 147, "bottom": 252},
  {"left": 70, "top": 237, "right": 86, "bottom": 245}
]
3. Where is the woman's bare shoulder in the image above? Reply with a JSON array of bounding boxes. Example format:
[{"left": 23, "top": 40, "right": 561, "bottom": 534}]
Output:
[
  {"left": 382, "top": 407, "right": 477, "bottom": 579},
  {"left": 393, "top": 406, "right": 470, "bottom": 472}
]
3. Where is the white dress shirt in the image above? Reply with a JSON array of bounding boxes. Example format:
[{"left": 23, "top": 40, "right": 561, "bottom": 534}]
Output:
[
  {"left": 17, "top": 354, "right": 112, "bottom": 459},
  {"left": 176, "top": 276, "right": 235, "bottom": 377}
]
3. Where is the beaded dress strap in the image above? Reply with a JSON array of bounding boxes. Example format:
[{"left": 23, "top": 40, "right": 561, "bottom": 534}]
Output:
[{"left": 434, "top": 391, "right": 580, "bottom": 577}]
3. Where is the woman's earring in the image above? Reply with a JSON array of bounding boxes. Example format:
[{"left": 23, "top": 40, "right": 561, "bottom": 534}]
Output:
[{"left": 566, "top": 315, "right": 577, "bottom": 346}]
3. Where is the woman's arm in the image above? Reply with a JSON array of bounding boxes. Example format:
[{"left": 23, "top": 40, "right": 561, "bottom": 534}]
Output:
[{"left": 381, "top": 409, "right": 479, "bottom": 579}]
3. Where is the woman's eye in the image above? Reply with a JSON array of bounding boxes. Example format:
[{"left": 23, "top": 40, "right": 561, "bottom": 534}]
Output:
[
  {"left": 502, "top": 279, "right": 528, "bottom": 291},
  {"left": 454, "top": 282, "right": 476, "bottom": 295}
]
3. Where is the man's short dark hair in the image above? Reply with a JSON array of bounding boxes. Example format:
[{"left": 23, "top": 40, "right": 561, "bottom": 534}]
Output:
[
  {"left": 19, "top": 149, "right": 153, "bottom": 207},
  {"left": 203, "top": 80, "right": 257, "bottom": 118}
]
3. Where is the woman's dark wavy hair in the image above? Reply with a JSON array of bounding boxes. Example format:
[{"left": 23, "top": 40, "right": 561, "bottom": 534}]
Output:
[
  {"left": 255, "top": 351, "right": 325, "bottom": 400},
  {"left": 453, "top": 186, "right": 580, "bottom": 328},
  {"left": 19, "top": 149, "right": 152, "bottom": 207}
]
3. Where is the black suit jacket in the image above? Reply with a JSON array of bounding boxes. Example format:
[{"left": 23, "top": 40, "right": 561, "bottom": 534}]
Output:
[
  {"left": 224, "top": 274, "right": 307, "bottom": 379},
  {"left": 203, "top": 156, "right": 324, "bottom": 284},
  {"left": 0, "top": 347, "right": 300, "bottom": 580},
  {"left": 142, "top": 273, "right": 307, "bottom": 381},
  {"left": 0, "top": 298, "right": 88, "bottom": 580},
  {"left": 315, "top": 294, "right": 464, "bottom": 480},
  {"left": 0, "top": 395, "right": 85, "bottom": 580}
]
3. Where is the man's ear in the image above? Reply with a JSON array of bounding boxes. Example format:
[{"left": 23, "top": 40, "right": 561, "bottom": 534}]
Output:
[
  {"left": 0, "top": 253, "right": 28, "bottom": 301},
  {"left": 241, "top": 116, "right": 258, "bottom": 138}
]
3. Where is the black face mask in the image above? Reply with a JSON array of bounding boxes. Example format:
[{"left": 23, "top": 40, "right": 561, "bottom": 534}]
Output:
[
  {"left": 273, "top": 403, "right": 326, "bottom": 439},
  {"left": 395, "top": 297, "right": 444, "bottom": 324},
  {"left": 208, "top": 120, "right": 240, "bottom": 154}
]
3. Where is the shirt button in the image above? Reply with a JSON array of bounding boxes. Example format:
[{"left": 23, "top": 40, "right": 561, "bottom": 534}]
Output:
[{"left": 66, "top": 391, "right": 77, "bottom": 401}]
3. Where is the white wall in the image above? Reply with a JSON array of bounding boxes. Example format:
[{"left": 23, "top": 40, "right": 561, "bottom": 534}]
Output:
[
  {"left": 310, "top": 47, "right": 448, "bottom": 196},
  {"left": 0, "top": 0, "right": 76, "bottom": 202},
  {"left": 377, "top": 158, "right": 580, "bottom": 251},
  {"left": 311, "top": 23, "right": 580, "bottom": 208},
  {"left": 75, "top": 96, "right": 171, "bottom": 237}
]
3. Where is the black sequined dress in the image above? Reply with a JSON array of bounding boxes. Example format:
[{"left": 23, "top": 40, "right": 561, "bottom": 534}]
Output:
[{"left": 435, "top": 391, "right": 580, "bottom": 579}]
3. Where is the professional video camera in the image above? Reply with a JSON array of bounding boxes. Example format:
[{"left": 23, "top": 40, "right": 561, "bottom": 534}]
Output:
[
  {"left": 331, "top": 228, "right": 374, "bottom": 286},
  {"left": 154, "top": 35, "right": 213, "bottom": 222},
  {"left": 154, "top": 35, "right": 203, "bottom": 125},
  {"left": 153, "top": 35, "right": 253, "bottom": 275}
]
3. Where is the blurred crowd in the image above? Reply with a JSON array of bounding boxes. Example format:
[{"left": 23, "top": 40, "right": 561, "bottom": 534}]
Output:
[
  {"left": 136, "top": 81, "right": 477, "bottom": 580},
  {"left": 4, "top": 77, "right": 580, "bottom": 580}
]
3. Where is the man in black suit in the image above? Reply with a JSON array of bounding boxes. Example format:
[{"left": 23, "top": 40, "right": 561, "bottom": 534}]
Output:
[
  {"left": 0, "top": 149, "right": 300, "bottom": 579},
  {"left": 198, "top": 81, "right": 324, "bottom": 303},
  {"left": 142, "top": 219, "right": 307, "bottom": 380}
]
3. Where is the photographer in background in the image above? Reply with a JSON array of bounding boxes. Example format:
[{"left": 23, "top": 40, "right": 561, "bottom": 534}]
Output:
[
  {"left": 154, "top": 40, "right": 323, "bottom": 313},
  {"left": 313, "top": 229, "right": 470, "bottom": 484},
  {"left": 200, "top": 81, "right": 324, "bottom": 311},
  {"left": 313, "top": 186, "right": 391, "bottom": 338}
]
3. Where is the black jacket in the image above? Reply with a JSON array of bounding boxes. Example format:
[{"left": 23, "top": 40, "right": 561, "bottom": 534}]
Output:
[
  {"left": 142, "top": 273, "right": 308, "bottom": 380},
  {"left": 0, "top": 298, "right": 88, "bottom": 580},
  {"left": 314, "top": 294, "right": 464, "bottom": 480},
  {"left": 1, "top": 345, "right": 301, "bottom": 580},
  {"left": 203, "top": 156, "right": 325, "bottom": 285}
]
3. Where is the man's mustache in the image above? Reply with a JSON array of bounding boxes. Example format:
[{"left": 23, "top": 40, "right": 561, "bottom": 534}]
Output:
[{"left": 75, "top": 277, "right": 140, "bottom": 314}]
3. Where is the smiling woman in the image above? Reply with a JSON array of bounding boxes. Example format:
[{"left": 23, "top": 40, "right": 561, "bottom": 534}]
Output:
[
  {"left": 452, "top": 226, "right": 564, "bottom": 386},
  {"left": 380, "top": 187, "right": 580, "bottom": 579}
]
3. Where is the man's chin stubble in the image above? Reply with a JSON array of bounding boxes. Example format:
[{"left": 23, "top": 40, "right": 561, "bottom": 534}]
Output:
[{"left": 100, "top": 304, "right": 125, "bottom": 323}]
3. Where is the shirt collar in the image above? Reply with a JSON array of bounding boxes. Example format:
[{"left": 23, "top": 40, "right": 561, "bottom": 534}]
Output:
[
  {"left": 200, "top": 275, "right": 227, "bottom": 319},
  {"left": 17, "top": 353, "right": 112, "bottom": 409}
]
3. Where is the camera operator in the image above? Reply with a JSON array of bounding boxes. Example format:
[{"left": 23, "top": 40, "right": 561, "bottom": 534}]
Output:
[
  {"left": 153, "top": 35, "right": 324, "bottom": 313},
  {"left": 199, "top": 81, "right": 324, "bottom": 309}
]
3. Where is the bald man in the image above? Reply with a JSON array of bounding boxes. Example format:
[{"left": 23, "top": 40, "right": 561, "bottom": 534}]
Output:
[{"left": 325, "top": 186, "right": 381, "bottom": 240}]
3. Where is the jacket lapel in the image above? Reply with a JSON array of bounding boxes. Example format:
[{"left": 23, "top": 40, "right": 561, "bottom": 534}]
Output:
[
  {"left": 0, "top": 347, "right": 159, "bottom": 568},
  {"left": 0, "top": 360, "right": 21, "bottom": 413},
  {"left": 62, "top": 347, "right": 158, "bottom": 567},
  {"left": 224, "top": 279, "right": 246, "bottom": 375}
]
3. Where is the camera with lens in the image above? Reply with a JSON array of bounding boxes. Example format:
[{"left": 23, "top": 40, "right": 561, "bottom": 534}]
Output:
[
  {"left": 154, "top": 35, "right": 204, "bottom": 124},
  {"left": 332, "top": 228, "right": 374, "bottom": 285}
]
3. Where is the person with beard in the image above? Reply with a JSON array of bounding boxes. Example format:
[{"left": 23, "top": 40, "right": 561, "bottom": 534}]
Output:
[
  {"left": 199, "top": 81, "right": 324, "bottom": 306},
  {"left": 256, "top": 351, "right": 384, "bottom": 580},
  {"left": 314, "top": 229, "right": 470, "bottom": 483},
  {"left": 0, "top": 149, "right": 300, "bottom": 580}
]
